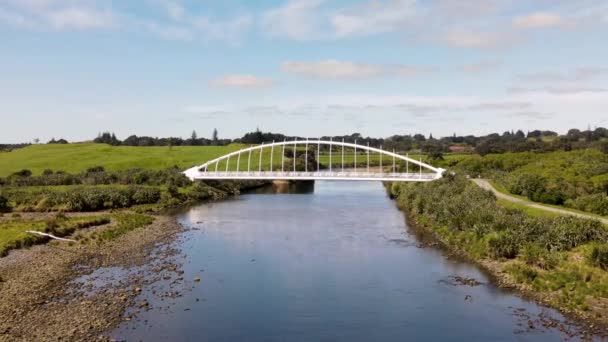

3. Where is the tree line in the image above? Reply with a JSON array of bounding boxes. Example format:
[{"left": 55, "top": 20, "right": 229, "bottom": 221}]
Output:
[{"left": 5, "top": 126, "right": 607, "bottom": 156}]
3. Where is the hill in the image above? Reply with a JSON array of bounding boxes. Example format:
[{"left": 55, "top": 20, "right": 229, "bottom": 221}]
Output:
[{"left": 0, "top": 143, "right": 246, "bottom": 176}]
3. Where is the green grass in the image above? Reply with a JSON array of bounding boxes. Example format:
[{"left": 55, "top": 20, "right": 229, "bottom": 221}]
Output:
[
  {"left": 94, "top": 213, "right": 154, "bottom": 241},
  {"left": 490, "top": 180, "right": 608, "bottom": 222},
  {"left": 0, "top": 143, "right": 463, "bottom": 176},
  {"left": 497, "top": 198, "right": 561, "bottom": 219},
  {"left": 0, "top": 143, "right": 249, "bottom": 176},
  {"left": 0, "top": 215, "right": 109, "bottom": 256}
]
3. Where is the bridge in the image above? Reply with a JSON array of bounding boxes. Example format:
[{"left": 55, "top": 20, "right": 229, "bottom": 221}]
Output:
[{"left": 183, "top": 139, "right": 445, "bottom": 182}]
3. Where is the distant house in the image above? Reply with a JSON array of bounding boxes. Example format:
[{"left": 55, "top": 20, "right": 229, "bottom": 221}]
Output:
[{"left": 448, "top": 145, "right": 469, "bottom": 152}]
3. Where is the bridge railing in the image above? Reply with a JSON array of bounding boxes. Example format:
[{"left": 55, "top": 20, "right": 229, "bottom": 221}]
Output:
[
  {"left": 183, "top": 139, "right": 445, "bottom": 182},
  {"left": 192, "top": 171, "right": 439, "bottom": 180}
]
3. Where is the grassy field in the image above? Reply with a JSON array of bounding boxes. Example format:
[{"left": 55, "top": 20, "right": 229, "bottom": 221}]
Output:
[
  {"left": 0, "top": 143, "right": 248, "bottom": 176},
  {"left": 0, "top": 143, "right": 462, "bottom": 176}
]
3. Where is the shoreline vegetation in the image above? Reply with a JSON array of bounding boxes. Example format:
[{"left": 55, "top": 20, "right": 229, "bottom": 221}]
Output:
[
  {"left": 0, "top": 134, "right": 607, "bottom": 338},
  {"left": 0, "top": 175, "right": 269, "bottom": 341},
  {"left": 387, "top": 175, "right": 608, "bottom": 332},
  {"left": 0, "top": 166, "right": 269, "bottom": 257}
]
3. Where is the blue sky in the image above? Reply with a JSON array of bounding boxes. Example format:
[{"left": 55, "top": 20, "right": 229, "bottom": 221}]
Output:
[{"left": 1, "top": 0, "right": 607, "bottom": 142}]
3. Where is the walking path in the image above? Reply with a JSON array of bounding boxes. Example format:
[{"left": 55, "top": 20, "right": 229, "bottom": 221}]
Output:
[{"left": 471, "top": 179, "right": 608, "bottom": 225}]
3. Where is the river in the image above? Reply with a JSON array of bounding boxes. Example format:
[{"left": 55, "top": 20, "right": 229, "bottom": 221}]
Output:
[{"left": 112, "top": 181, "right": 588, "bottom": 341}]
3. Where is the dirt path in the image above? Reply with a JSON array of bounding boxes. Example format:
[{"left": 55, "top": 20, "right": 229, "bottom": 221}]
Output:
[{"left": 471, "top": 179, "right": 608, "bottom": 225}]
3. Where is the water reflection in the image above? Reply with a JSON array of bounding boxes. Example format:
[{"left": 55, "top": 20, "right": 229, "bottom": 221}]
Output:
[
  {"left": 113, "top": 181, "right": 590, "bottom": 342},
  {"left": 251, "top": 180, "right": 315, "bottom": 194}
]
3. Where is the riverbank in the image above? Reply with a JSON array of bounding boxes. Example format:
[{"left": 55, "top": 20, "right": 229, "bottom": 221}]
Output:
[
  {"left": 387, "top": 176, "right": 608, "bottom": 337},
  {"left": 0, "top": 179, "right": 270, "bottom": 341},
  {"left": 0, "top": 213, "right": 184, "bottom": 341}
]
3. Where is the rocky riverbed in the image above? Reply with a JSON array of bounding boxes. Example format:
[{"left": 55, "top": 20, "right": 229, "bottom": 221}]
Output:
[{"left": 0, "top": 214, "right": 185, "bottom": 342}]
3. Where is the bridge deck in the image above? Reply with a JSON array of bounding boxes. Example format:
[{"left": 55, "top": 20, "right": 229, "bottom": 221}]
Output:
[{"left": 189, "top": 171, "right": 439, "bottom": 182}]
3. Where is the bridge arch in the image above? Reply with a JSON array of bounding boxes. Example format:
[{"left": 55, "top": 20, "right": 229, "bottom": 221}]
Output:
[{"left": 183, "top": 139, "right": 445, "bottom": 182}]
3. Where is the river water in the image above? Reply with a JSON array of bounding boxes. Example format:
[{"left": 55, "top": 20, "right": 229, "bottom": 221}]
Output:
[{"left": 112, "top": 181, "right": 589, "bottom": 341}]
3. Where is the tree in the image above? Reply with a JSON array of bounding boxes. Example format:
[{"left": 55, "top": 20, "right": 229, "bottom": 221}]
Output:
[
  {"left": 601, "top": 141, "right": 608, "bottom": 154},
  {"left": 190, "top": 130, "right": 199, "bottom": 146},
  {"left": 212, "top": 128, "right": 218, "bottom": 142},
  {"left": 33, "top": 138, "right": 39, "bottom": 144}
]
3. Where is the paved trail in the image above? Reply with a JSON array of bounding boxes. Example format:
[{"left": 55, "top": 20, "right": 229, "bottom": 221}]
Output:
[{"left": 471, "top": 179, "right": 608, "bottom": 225}]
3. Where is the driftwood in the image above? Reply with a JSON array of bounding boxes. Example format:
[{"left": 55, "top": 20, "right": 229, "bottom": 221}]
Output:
[{"left": 26, "top": 231, "right": 76, "bottom": 242}]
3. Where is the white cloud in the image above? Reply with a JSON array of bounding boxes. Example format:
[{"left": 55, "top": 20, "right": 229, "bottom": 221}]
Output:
[
  {"left": 508, "top": 86, "right": 608, "bottom": 95},
  {"left": 330, "top": 0, "right": 416, "bottom": 38},
  {"left": 0, "top": 0, "right": 251, "bottom": 41},
  {"left": 442, "top": 30, "right": 518, "bottom": 49},
  {"left": 0, "top": 0, "right": 118, "bottom": 31},
  {"left": 166, "top": 2, "right": 184, "bottom": 21},
  {"left": 458, "top": 60, "right": 501, "bottom": 73},
  {"left": 512, "top": 12, "right": 564, "bottom": 29},
  {"left": 0, "top": 7, "right": 36, "bottom": 28},
  {"left": 262, "top": 0, "right": 417, "bottom": 40},
  {"left": 261, "top": 0, "right": 326, "bottom": 41},
  {"left": 518, "top": 67, "right": 608, "bottom": 83},
  {"left": 192, "top": 14, "right": 252, "bottom": 41},
  {"left": 46, "top": 7, "right": 116, "bottom": 30},
  {"left": 281, "top": 60, "right": 436, "bottom": 79},
  {"left": 210, "top": 75, "right": 273, "bottom": 88},
  {"left": 394, "top": 66, "right": 437, "bottom": 76},
  {"left": 282, "top": 60, "right": 384, "bottom": 79}
]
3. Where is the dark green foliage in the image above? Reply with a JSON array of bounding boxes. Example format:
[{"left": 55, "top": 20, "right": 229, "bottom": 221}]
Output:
[
  {"left": 0, "top": 167, "right": 191, "bottom": 187},
  {"left": 86, "top": 166, "right": 105, "bottom": 174},
  {"left": 488, "top": 231, "right": 520, "bottom": 259},
  {"left": 507, "top": 264, "right": 538, "bottom": 283},
  {"left": 131, "top": 186, "right": 161, "bottom": 204},
  {"left": 0, "top": 194, "right": 9, "bottom": 212},
  {"left": 587, "top": 244, "right": 608, "bottom": 270},
  {"left": 1, "top": 186, "right": 162, "bottom": 211},
  {"left": 521, "top": 243, "right": 559, "bottom": 270},
  {"left": 11, "top": 169, "right": 32, "bottom": 178},
  {"left": 391, "top": 175, "right": 608, "bottom": 261},
  {"left": 565, "top": 194, "right": 608, "bottom": 216},
  {"left": 456, "top": 149, "right": 608, "bottom": 214}
]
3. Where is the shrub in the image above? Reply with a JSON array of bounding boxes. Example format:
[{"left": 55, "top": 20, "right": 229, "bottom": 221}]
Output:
[
  {"left": 86, "top": 166, "right": 105, "bottom": 174},
  {"left": 488, "top": 231, "right": 520, "bottom": 259},
  {"left": 11, "top": 169, "right": 32, "bottom": 177},
  {"left": 0, "top": 195, "right": 9, "bottom": 212},
  {"left": 131, "top": 187, "right": 161, "bottom": 204},
  {"left": 520, "top": 243, "right": 559, "bottom": 270},
  {"left": 507, "top": 263, "right": 538, "bottom": 283},
  {"left": 587, "top": 244, "right": 608, "bottom": 270},
  {"left": 565, "top": 194, "right": 608, "bottom": 216}
]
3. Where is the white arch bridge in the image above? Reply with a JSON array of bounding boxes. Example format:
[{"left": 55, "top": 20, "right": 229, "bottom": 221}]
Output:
[{"left": 184, "top": 139, "right": 445, "bottom": 182}]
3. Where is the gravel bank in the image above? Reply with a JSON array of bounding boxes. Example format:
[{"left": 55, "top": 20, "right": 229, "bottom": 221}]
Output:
[{"left": 0, "top": 214, "right": 184, "bottom": 342}]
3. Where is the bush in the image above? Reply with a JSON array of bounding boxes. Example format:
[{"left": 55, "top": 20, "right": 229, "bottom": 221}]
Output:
[
  {"left": 507, "top": 263, "right": 538, "bottom": 283},
  {"left": 565, "top": 194, "right": 608, "bottom": 216},
  {"left": 488, "top": 231, "right": 520, "bottom": 259},
  {"left": 587, "top": 244, "right": 608, "bottom": 270},
  {"left": 0, "top": 195, "right": 9, "bottom": 212},
  {"left": 11, "top": 169, "right": 32, "bottom": 177},
  {"left": 520, "top": 243, "right": 559, "bottom": 270},
  {"left": 131, "top": 187, "right": 161, "bottom": 204},
  {"left": 86, "top": 166, "right": 105, "bottom": 174}
]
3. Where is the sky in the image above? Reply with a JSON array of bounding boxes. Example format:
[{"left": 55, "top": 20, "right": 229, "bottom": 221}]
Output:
[{"left": 1, "top": 0, "right": 607, "bottom": 143}]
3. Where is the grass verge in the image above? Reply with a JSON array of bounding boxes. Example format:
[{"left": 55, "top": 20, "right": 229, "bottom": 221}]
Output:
[{"left": 0, "top": 214, "right": 110, "bottom": 256}]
